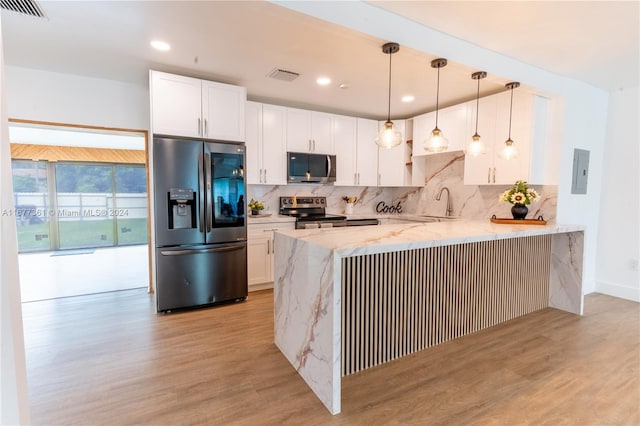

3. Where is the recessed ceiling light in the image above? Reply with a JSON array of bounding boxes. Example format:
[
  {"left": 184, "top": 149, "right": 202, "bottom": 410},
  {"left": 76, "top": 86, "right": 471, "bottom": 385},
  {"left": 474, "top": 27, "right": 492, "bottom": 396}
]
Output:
[
  {"left": 151, "top": 40, "right": 171, "bottom": 51},
  {"left": 402, "top": 95, "right": 415, "bottom": 103},
  {"left": 316, "top": 77, "right": 331, "bottom": 86},
  {"left": 339, "top": 82, "right": 349, "bottom": 89}
]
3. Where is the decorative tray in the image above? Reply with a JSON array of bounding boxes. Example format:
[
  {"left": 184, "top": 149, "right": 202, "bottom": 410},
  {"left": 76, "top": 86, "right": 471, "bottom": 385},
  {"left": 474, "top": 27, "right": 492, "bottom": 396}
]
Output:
[{"left": 490, "top": 215, "right": 547, "bottom": 225}]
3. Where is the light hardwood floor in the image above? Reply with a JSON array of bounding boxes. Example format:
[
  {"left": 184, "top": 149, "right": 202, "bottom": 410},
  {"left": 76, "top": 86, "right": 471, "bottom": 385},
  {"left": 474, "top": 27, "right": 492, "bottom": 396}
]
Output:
[{"left": 22, "top": 289, "right": 639, "bottom": 425}]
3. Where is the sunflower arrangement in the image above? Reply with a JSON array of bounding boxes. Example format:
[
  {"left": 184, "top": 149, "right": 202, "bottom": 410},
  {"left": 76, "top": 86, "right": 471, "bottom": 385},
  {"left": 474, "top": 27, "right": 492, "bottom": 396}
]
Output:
[{"left": 499, "top": 180, "right": 540, "bottom": 205}]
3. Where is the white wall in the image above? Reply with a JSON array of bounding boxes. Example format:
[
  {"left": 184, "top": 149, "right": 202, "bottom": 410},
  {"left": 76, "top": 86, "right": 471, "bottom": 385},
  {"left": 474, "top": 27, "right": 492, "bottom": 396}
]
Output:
[
  {"left": 277, "top": 0, "right": 611, "bottom": 295},
  {"left": 595, "top": 86, "right": 640, "bottom": 301},
  {"left": 6, "top": 66, "right": 149, "bottom": 130}
]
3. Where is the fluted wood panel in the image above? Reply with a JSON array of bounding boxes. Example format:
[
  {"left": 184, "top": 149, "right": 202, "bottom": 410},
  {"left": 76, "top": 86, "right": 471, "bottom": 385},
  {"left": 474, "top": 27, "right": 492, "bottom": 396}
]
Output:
[
  {"left": 10, "top": 143, "right": 145, "bottom": 164},
  {"left": 342, "top": 235, "right": 551, "bottom": 376}
]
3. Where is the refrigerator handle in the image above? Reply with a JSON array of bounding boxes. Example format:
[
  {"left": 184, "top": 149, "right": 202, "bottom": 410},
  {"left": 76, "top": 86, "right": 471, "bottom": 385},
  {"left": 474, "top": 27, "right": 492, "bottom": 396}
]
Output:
[
  {"left": 198, "top": 152, "right": 205, "bottom": 233},
  {"left": 160, "top": 245, "right": 245, "bottom": 256},
  {"left": 205, "top": 152, "right": 213, "bottom": 233}
]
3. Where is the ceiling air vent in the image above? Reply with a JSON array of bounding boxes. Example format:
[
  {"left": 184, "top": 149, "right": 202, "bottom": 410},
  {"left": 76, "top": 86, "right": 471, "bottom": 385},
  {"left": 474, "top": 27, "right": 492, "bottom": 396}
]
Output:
[
  {"left": 1, "top": 0, "right": 46, "bottom": 18},
  {"left": 267, "top": 68, "right": 300, "bottom": 82}
]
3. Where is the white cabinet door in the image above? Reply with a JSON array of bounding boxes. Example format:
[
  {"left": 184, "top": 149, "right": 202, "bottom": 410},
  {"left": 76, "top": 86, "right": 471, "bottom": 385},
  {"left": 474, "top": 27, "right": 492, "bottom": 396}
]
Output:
[
  {"left": 464, "top": 95, "right": 497, "bottom": 184},
  {"left": 286, "top": 107, "right": 312, "bottom": 152},
  {"left": 492, "top": 89, "right": 533, "bottom": 184},
  {"left": 202, "top": 80, "right": 246, "bottom": 142},
  {"left": 376, "top": 119, "right": 405, "bottom": 186},
  {"left": 151, "top": 71, "right": 202, "bottom": 138},
  {"left": 248, "top": 236, "right": 270, "bottom": 286},
  {"left": 413, "top": 103, "right": 468, "bottom": 156},
  {"left": 248, "top": 222, "right": 295, "bottom": 286},
  {"left": 464, "top": 90, "right": 539, "bottom": 185},
  {"left": 356, "top": 118, "right": 379, "bottom": 186},
  {"left": 245, "top": 102, "right": 287, "bottom": 185},
  {"left": 261, "top": 104, "right": 287, "bottom": 185},
  {"left": 333, "top": 115, "right": 357, "bottom": 186},
  {"left": 311, "top": 111, "right": 334, "bottom": 154},
  {"left": 245, "top": 101, "right": 262, "bottom": 185},
  {"left": 286, "top": 108, "right": 334, "bottom": 154},
  {"left": 412, "top": 112, "right": 434, "bottom": 157},
  {"left": 438, "top": 103, "right": 469, "bottom": 152}
]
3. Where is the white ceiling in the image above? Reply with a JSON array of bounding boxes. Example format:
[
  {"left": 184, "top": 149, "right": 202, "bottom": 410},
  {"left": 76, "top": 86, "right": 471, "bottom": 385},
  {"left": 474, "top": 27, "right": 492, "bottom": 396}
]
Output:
[{"left": 1, "top": 1, "right": 638, "bottom": 121}]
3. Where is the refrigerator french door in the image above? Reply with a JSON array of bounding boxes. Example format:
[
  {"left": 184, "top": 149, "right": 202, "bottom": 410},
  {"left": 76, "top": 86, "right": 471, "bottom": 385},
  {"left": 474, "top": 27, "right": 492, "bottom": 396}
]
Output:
[{"left": 153, "top": 137, "right": 247, "bottom": 312}]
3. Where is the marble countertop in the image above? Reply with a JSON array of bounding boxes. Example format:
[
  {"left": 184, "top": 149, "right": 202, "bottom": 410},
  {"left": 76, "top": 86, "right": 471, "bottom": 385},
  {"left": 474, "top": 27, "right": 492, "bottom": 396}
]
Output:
[
  {"left": 276, "top": 219, "right": 584, "bottom": 257},
  {"left": 247, "top": 214, "right": 296, "bottom": 224}
]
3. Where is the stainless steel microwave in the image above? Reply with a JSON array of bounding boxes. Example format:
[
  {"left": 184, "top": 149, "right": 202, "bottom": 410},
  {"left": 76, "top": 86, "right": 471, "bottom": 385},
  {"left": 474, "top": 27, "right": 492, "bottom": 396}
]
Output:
[{"left": 287, "top": 152, "right": 336, "bottom": 184}]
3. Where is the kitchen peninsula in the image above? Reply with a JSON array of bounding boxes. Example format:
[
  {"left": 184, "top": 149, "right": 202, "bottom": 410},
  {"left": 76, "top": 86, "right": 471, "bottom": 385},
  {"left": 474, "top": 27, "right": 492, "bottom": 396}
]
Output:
[{"left": 273, "top": 220, "right": 584, "bottom": 414}]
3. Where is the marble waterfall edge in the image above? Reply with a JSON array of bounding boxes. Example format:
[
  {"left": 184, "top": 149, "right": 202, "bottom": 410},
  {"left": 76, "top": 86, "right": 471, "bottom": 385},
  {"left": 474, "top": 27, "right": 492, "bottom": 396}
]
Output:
[{"left": 273, "top": 232, "right": 341, "bottom": 414}]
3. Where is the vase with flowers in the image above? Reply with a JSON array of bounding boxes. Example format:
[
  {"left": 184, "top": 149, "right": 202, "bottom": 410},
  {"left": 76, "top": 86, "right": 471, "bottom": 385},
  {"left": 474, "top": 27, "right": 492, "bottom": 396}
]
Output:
[
  {"left": 499, "top": 180, "right": 540, "bottom": 220},
  {"left": 248, "top": 198, "right": 265, "bottom": 216},
  {"left": 342, "top": 196, "right": 357, "bottom": 215}
]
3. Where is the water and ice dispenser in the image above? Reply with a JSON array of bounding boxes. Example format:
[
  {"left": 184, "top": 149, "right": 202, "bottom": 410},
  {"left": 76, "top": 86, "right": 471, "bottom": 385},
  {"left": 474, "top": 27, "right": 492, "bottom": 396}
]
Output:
[{"left": 168, "top": 188, "right": 196, "bottom": 229}]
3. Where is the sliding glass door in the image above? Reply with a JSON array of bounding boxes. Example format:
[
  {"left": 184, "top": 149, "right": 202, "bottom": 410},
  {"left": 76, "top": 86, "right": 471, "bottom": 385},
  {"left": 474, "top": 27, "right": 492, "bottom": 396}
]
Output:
[{"left": 11, "top": 160, "right": 148, "bottom": 252}]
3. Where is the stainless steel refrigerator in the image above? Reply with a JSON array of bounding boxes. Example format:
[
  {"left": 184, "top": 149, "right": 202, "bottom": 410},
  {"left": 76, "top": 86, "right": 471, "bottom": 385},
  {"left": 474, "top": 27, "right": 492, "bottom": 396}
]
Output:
[{"left": 153, "top": 136, "right": 247, "bottom": 312}]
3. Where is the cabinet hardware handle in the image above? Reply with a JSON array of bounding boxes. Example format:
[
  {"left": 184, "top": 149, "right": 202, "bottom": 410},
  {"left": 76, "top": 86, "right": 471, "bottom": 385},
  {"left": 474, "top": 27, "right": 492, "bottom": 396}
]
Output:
[
  {"left": 198, "top": 118, "right": 202, "bottom": 136},
  {"left": 264, "top": 169, "right": 267, "bottom": 183},
  {"left": 313, "top": 140, "right": 316, "bottom": 151},
  {"left": 357, "top": 173, "right": 360, "bottom": 185},
  {"left": 272, "top": 238, "right": 275, "bottom": 254},
  {"left": 487, "top": 168, "right": 491, "bottom": 184},
  {"left": 204, "top": 118, "right": 208, "bottom": 137},
  {"left": 267, "top": 239, "right": 270, "bottom": 255},
  {"left": 493, "top": 167, "right": 496, "bottom": 183}
]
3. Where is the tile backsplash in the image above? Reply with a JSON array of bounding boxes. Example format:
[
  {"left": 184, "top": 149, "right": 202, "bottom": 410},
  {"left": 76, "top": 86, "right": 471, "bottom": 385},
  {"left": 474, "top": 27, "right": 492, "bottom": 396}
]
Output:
[{"left": 248, "top": 151, "right": 557, "bottom": 222}]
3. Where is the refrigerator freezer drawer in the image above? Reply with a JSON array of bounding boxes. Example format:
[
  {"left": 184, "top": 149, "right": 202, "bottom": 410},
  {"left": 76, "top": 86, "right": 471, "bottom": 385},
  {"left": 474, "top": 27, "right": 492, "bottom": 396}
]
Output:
[{"left": 156, "top": 241, "right": 248, "bottom": 312}]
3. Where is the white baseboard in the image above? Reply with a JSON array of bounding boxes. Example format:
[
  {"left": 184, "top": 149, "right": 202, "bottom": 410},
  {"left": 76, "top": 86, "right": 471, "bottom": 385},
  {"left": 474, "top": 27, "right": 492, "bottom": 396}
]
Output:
[
  {"left": 249, "top": 282, "right": 273, "bottom": 292},
  {"left": 595, "top": 280, "right": 640, "bottom": 302}
]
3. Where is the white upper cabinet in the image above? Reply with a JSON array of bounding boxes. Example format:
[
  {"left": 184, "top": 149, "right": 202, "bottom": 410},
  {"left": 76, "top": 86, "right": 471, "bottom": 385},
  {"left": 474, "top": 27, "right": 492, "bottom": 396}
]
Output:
[
  {"left": 150, "top": 70, "right": 246, "bottom": 142},
  {"left": 333, "top": 115, "right": 357, "bottom": 186},
  {"left": 355, "top": 118, "right": 379, "bottom": 187},
  {"left": 245, "top": 101, "right": 287, "bottom": 185},
  {"left": 201, "top": 80, "right": 246, "bottom": 142},
  {"left": 413, "top": 103, "right": 469, "bottom": 156},
  {"left": 151, "top": 72, "right": 202, "bottom": 138},
  {"left": 377, "top": 120, "right": 407, "bottom": 187},
  {"left": 464, "top": 89, "right": 548, "bottom": 185},
  {"left": 286, "top": 108, "right": 334, "bottom": 154}
]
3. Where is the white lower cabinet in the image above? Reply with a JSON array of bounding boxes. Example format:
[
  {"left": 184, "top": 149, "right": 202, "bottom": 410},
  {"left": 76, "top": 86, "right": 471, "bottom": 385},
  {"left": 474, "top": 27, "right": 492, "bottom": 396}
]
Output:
[{"left": 247, "top": 221, "right": 295, "bottom": 288}]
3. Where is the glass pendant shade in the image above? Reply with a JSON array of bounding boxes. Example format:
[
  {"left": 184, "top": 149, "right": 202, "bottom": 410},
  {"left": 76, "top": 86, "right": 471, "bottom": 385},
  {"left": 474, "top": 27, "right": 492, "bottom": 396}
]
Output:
[
  {"left": 425, "top": 127, "right": 448, "bottom": 152},
  {"left": 376, "top": 42, "right": 403, "bottom": 149},
  {"left": 465, "top": 133, "right": 487, "bottom": 157},
  {"left": 376, "top": 120, "right": 403, "bottom": 148},
  {"left": 425, "top": 58, "right": 448, "bottom": 153},
  {"left": 500, "top": 138, "right": 519, "bottom": 160}
]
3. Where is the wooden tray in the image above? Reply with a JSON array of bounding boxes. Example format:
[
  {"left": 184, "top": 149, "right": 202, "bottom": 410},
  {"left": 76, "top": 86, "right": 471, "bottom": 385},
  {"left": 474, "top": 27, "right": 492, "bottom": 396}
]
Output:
[{"left": 490, "top": 215, "right": 547, "bottom": 225}]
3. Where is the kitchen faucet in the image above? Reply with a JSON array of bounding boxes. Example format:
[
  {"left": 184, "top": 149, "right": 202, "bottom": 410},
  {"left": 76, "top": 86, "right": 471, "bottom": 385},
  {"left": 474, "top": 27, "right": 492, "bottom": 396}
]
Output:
[{"left": 436, "top": 187, "right": 453, "bottom": 217}]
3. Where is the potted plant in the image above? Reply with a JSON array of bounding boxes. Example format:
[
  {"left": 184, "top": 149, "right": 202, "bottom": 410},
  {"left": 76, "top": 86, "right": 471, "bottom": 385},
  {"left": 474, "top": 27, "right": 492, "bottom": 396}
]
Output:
[
  {"left": 499, "top": 180, "right": 540, "bottom": 219},
  {"left": 248, "top": 198, "right": 265, "bottom": 216}
]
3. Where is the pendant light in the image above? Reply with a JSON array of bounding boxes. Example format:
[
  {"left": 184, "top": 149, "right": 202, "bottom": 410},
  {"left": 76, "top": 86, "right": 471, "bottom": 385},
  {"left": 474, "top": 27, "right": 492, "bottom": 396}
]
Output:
[
  {"left": 425, "top": 58, "right": 448, "bottom": 152},
  {"left": 375, "top": 42, "right": 403, "bottom": 149},
  {"left": 464, "top": 71, "right": 487, "bottom": 157},
  {"left": 500, "top": 82, "right": 520, "bottom": 160}
]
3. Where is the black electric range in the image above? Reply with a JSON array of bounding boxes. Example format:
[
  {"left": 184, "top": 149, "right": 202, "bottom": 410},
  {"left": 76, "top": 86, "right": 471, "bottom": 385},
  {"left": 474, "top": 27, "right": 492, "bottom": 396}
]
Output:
[{"left": 279, "top": 196, "right": 347, "bottom": 230}]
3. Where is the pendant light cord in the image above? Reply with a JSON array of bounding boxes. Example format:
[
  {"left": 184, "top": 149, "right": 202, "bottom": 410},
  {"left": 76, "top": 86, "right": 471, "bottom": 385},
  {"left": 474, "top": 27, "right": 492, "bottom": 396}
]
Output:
[
  {"left": 387, "top": 50, "right": 392, "bottom": 123},
  {"left": 474, "top": 77, "right": 480, "bottom": 134},
  {"left": 508, "top": 86, "right": 514, "bottom": 139},
  {"left": 434, "top": 66, "right": 440, "bottom": 127}
]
